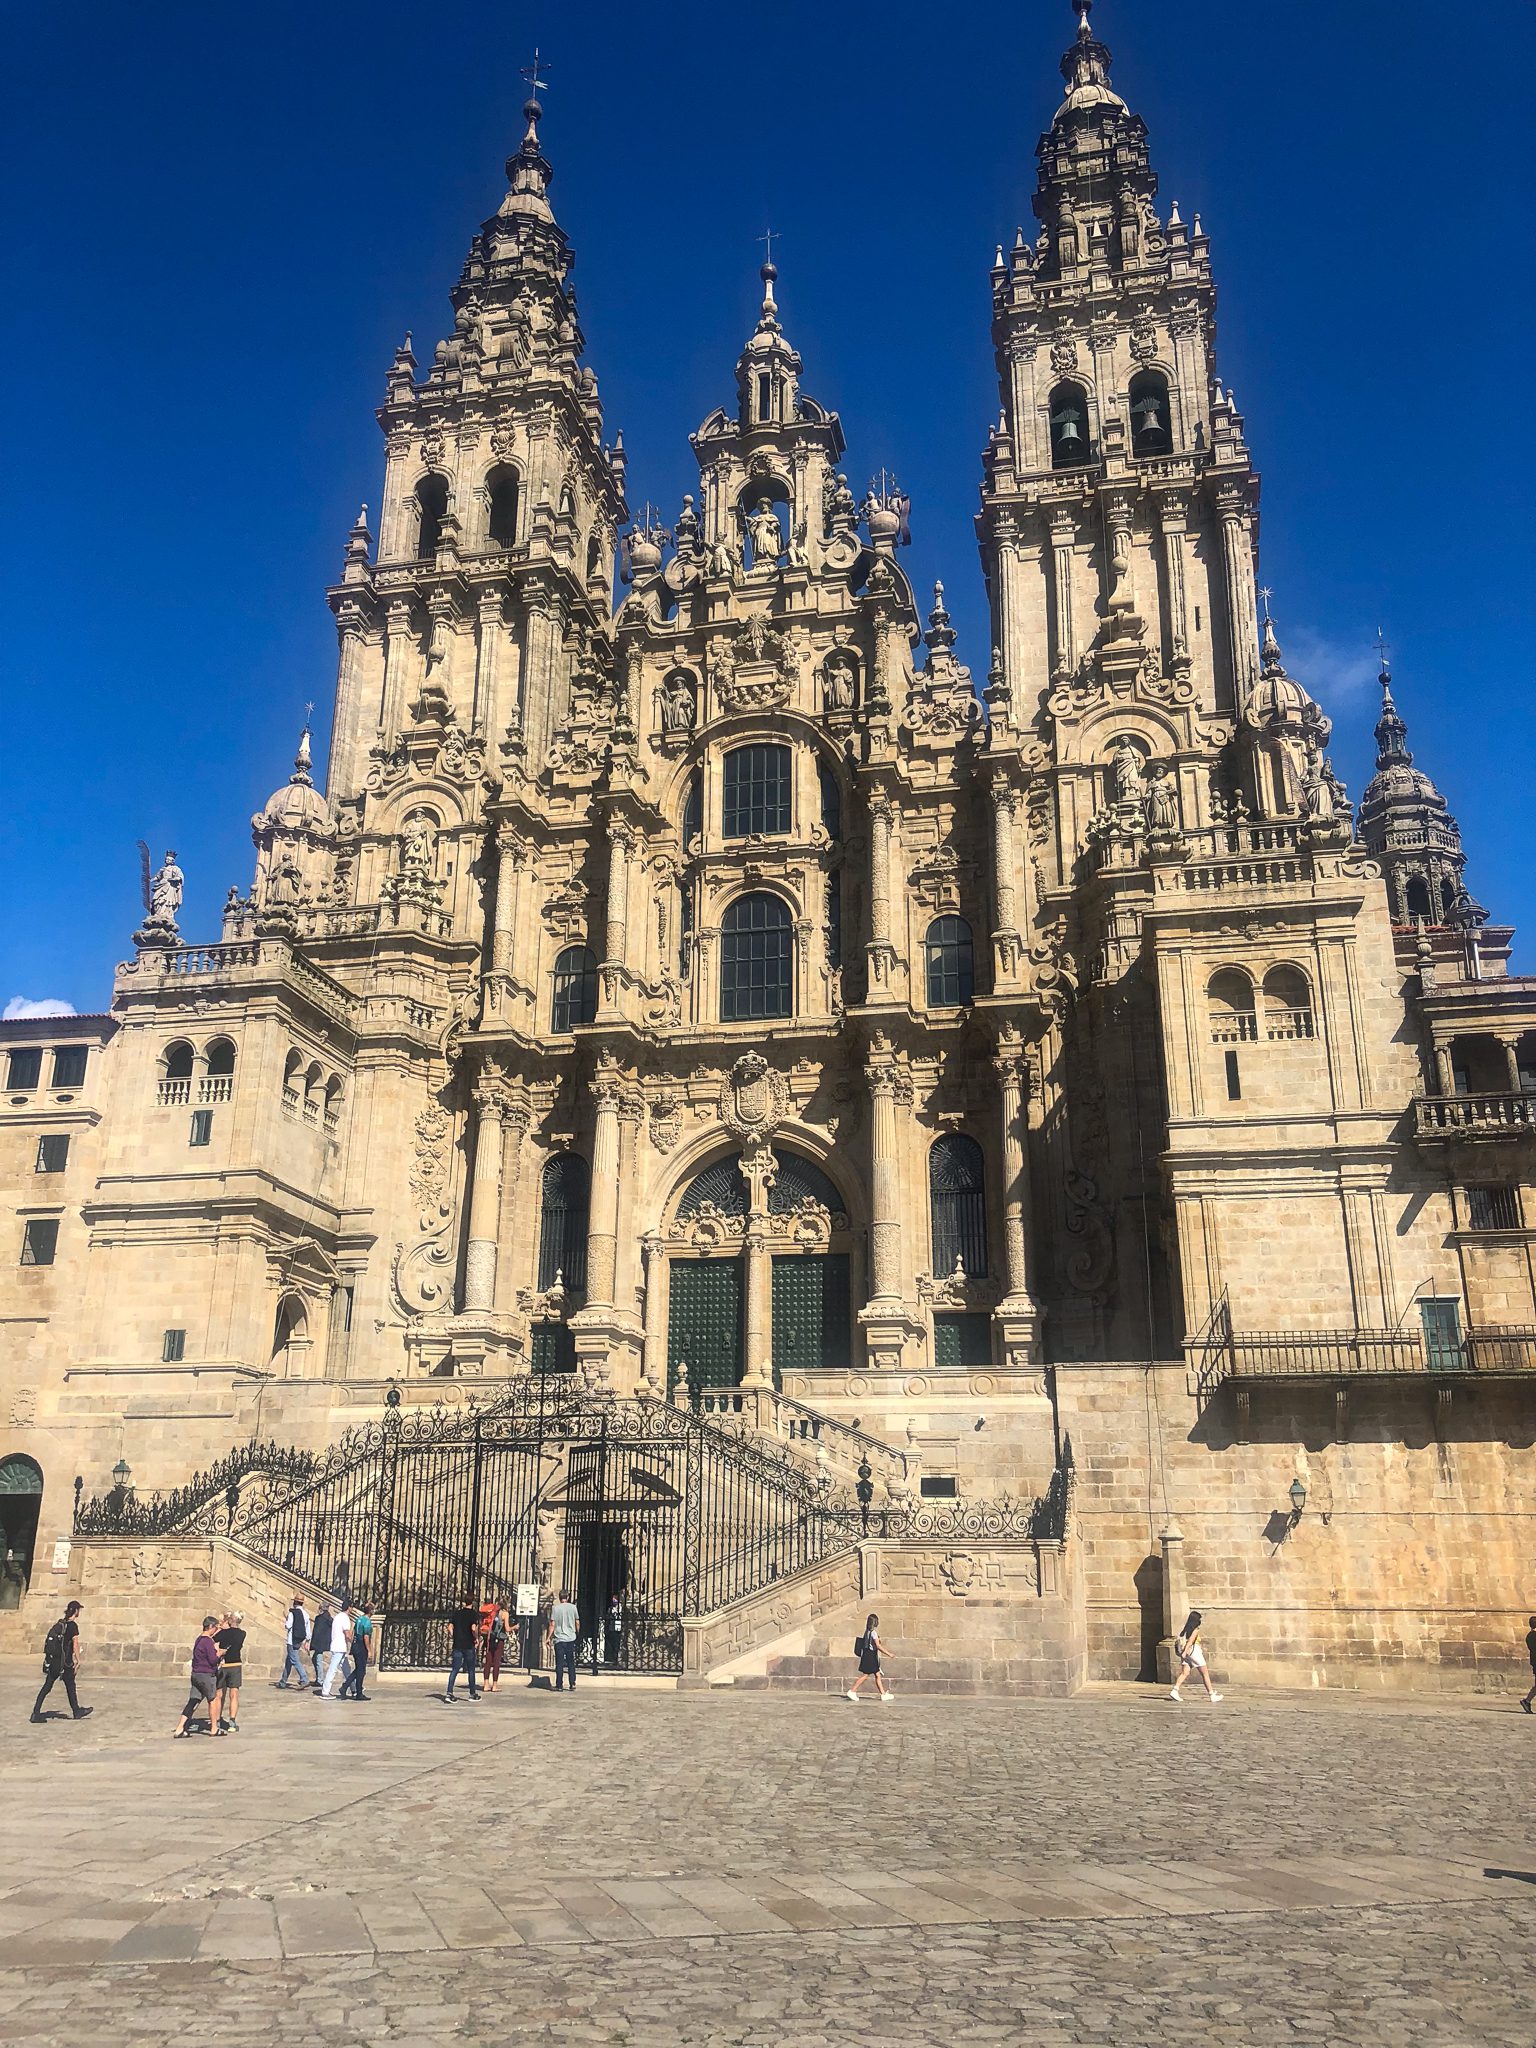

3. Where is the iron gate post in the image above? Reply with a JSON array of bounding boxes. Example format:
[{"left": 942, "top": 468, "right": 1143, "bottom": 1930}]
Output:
[{"left": 466, "top": 1408, "right": 484, "bottom": 1604}]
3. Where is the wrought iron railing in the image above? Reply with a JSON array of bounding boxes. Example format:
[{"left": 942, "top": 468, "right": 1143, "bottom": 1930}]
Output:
[
  {"left": 1464, "top": 1327, "right": 1536, "bottom": 1373},
  {"left": 1197, "top": 1320, "right": 1536, "bottom": 1391}
]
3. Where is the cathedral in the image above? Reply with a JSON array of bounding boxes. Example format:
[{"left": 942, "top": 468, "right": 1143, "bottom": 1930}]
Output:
[{"left": 3, "top": 2, "right": 1533, "bottom": 1691}]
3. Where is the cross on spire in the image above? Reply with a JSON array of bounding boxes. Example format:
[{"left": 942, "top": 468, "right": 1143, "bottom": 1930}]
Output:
[
  {"left": 759, "top": 227, "right": 779, "bottom": 267},
  {"left": 521, "top": 47, "right": 549, "bottom": 96},
  {"left": 1375, "top": 625, "right": 1392, "bottom": 675}
]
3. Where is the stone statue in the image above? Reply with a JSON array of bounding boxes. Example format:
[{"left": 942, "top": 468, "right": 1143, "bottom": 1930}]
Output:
[
  {"left": 1109, "top": 738, "right": 1145, "bottom": 807},
  {"left": 1301, "top": 745, "right": 1334, "bottom": 823},
  {"left": 1144, "top": 763, "right": 1178, "bottom": 833},
  {"left": 661, "top": 669, "right": 696, "bottom": 734},
  {"left": 745, "top": 498, "right": 783, "bottom": 569},
  {"left": 823, "top": 471, "right": 857, "bottom": 530},
  {"left": 708, "top": 534, "right": 737, "bottom": 580},
  {"left": 134, "top": 844, "right": 184, "bottom": 946},
  {"left": 400, "top": 813, "right": 435, "bottom": 876},
  {"left": 821, "top": 651, "right": 858, "bottom": 714}
]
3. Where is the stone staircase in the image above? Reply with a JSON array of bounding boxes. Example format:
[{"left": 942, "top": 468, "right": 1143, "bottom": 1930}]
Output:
[{"left": 736, "top": 1607, "right": 1082, "bottom": 1699}]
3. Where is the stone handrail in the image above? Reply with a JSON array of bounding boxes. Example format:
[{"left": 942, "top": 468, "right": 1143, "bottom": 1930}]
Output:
[{"left": 1413, "top": 1093, "right": 1536, "bottom": 1138}]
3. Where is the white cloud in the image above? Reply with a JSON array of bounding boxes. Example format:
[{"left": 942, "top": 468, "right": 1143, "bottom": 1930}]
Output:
[
  {"left": 3, "top": 997, "right": 77, "bottom": 1020},
  {"left": 1279, "top": 624, "right": 1380, "bottom": 714}
]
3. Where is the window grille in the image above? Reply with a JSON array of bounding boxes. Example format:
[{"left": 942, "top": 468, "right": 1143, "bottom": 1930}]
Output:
[
  {"left": 924, "top": 915, "right": 975, "bottom": 1008},
  {"left": 530, "top": 1324, "right": 577, "bottom": 1374},
  {"left": 767, "top": 1149, "right": 843, "bottom": 1215},
  {"left": 722, "top": 745, "right": 791, "bottom": 838},
  {"left": 720, "top": 893, "right": 792, "bottom": 1021},
  {"left": 1466, "top": 1184, "right": 1520, "bottom": 1231},
  {"left": 678, "top": 1156, "right": 749, "bottom": 1218},
  {"left": 932, "top": 1312, "right": 991, "bottom": 1368},
  {"left": 537, "top": 1154, "right": 590, "bottom": 1294},
  {"left": 551, "top": 946, "right": 598, "bottom": 1032},
  {"left": 929, "top": 1134, "right": 988, "bottom": 1279}
]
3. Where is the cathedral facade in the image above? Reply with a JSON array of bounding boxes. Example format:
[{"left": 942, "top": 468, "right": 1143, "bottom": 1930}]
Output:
[{"left": 4, "top": 3, "right": 1533, "bottom": 1687}]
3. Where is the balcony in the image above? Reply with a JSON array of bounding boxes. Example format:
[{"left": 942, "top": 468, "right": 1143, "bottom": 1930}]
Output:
[
  {"left": 1413, "top": 1093, "right": 1536, "bottom": 1140},
  {"left": 156, "top": 1079, "right": 191, "bottom": 1106}
]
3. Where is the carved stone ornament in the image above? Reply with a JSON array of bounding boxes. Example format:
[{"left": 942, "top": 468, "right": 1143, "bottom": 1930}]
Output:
[
  {"left": 908, "top": 842, "right": 969, "bottom": 914},
  {"left": 648, "top": 1094, "right": 684, "bottom": 1154},
  {"left": 717, "top": 1053, "right": 789, "bottom": 1145},
  {"left": 542, "top": 877, "right": 589, "bottom": 939},
  {"left": 1049, "top": 334, "right": 1078, "bottom": 377},
  {"left": 1129, "top": 313, "right": 1158, "bottom": 365},
  {"left": 711, "top": 620, "right": 798, "bottom": 714},
  {"left": 393, "top": 1096, "right": 457, "bottom": 1318}
]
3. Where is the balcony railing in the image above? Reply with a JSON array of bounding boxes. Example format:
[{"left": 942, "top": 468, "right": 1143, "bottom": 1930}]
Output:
[
  {"left": 197, "top": 1077, "right": 233, "bottom": 1104},
  {"left": 156, "top": 1079, "right": 191, "bottom": 1106},
  {"left": 1413, "top": 1093, "right": 1536, "bottom": 1139},
  {"left": 1464, "top": 1327, "right": 1536, "bottom": 1373},
  {"left": 1200, "top": 1324, "right": 1536, "bottom": 1395}
]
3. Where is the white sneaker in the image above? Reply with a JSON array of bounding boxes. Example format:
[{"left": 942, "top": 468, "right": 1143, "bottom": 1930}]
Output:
[
  {"left": 845, "top": 1689, "right": 859, "bottom": 1702},
  {"left": 1168, "top": 1689, "right": 1182, "bottom": 1702},
  {"left": 880, "top": 1691, "right": 895, "bottom": 1703},
  {"left": 1208, "top": 1692, "right": 1223, "bottom": 1703}
]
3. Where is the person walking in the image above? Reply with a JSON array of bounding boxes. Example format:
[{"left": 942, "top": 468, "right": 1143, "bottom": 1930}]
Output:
[
  {"left": 31, "top": 1599, "right": 92, "bottom": 1723},
  {"left": 309, "top": 1602, "right": 334, "bottom": 1692},
  {"left": 447, "top": 1595, "right": 482, "bottom": 1701},
  {"left": 1520, "top": 1615, "right": 1536, "bottom": 1714},
  {"left": 322, "top": 1603, "right": 353, "bottom": 1697},
  {"left": 1169, "top": 1610, "right": 1223, "bottom": 1703},
  {"left": 548, "top": 1588, "right": 580, "bottom": 1693},
  {"left": 605, "top": 1593, "right": 625, "bottom": 1669},
  {"left": 277, "top": 1597, "right": 311, "bottom": 1689},
  {"left": 482, "top": 1605, "right": 509, "bottom": 1693},
  {"left": 214, "top": 1610, "right": 247, "bottom": 1733},
  {"left": 845, "top": 1613, "right": 894, "bottom": 1703},
  {"left": 342, "top": 1605, "right": 375, "bottom": 1700},
  {"left": 174, "top": 1616, "right": 223, "bottom": 1737}
]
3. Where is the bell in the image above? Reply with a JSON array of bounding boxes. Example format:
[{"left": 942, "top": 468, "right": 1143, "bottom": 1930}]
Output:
[{"left": 1053, "top": 412, "right": 1084, "bottom": 444}]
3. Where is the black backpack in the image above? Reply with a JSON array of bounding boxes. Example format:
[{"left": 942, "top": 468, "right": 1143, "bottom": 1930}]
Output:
[
  {"left": 853, "top": 1631, "right": 869, "bottom": 1658},
  {"left": 43, "top": 1619, "right": 68, "bottom": 1668}
]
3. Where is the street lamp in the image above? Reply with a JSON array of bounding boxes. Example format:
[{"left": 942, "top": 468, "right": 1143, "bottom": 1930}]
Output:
[
  {"left": 1287, "top": 1476, "right": 1307, "bottom": 1525},
  {"left": 111, "top": 1458, "right": 132, "bottom": 1492}
]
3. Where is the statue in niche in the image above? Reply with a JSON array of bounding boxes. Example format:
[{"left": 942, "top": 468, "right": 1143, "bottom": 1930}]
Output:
[
  {"left": 267, "top": 851, "right": 305, "bottom": 906},
  {"left": 1143, "top": 763, "right": 1178, "bottom": 833},
  {"left": 708, "top": 534, "right": 738, "bottom": 580},
  {"left": 1109, "top": 737, "right": 1145, "bottom": 807},
  {"left": 745, "top": 498, "right": 783, "bottom": 568},
  {"left": 1301, "top": 744, "right": 1334, "bottom": 823},
  {"left": 821, "top": 650, "right": 858, "bottom": 715},
  {"left": 401, "top": 812, "right": 436, "bottom": 877},
  {"left": 661, "top": 670, "right": 697, "bottom": 734}
]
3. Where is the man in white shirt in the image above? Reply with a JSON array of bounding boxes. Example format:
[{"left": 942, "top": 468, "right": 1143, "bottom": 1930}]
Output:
[{"left": 322, "top": 1603, "right": 354, "bottom": 1697}]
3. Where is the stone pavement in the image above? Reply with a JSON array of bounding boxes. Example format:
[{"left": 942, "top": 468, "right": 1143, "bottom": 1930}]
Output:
[{"left": 1, "top": 1666, "right": 1534, "bottom": 2044}]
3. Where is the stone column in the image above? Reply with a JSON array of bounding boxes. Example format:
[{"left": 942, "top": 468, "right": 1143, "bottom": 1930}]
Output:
[
  {"left": 1156, "top": 1518, "right": 1187, "bottom": 1685},
  {"left": 866, "top": 1046, "right": 903, "bottom": 1303},
  {"left": 463, "top": 1073, "right": 510, "bottom": 1313},
  {"left": 474, "top": 588, "right": 506, "bottom": 733},
  {"left": 1500, "top": 1038, "right": 1523, "bottom": 1094},
  {"left": 492, "top": 1104, "right": 529, "bottom": 1314},
  {"left": 990, "top": 778, "right": 1022, "bottom": 985},
  {"left": 1214, "top": 483, "right": 1258, "bottom": 708},
  {"left": 490, "top": 827, "right": 524, "bottom": 979},
  {"left": 739, "top": 1146, "right": 778, "bottom": 1389},
  {"left": 866, "top": 793, "right": 899, "bottom": 997},
  {"left": 379, "top": 599, "right": 416, "bottom": 733},
  {"left": 640, "top": 1234, "right": 666, "bottom": 1394},
  {"left": 613, "top": 1091, "right": 645, "bottom": 1316},
  {"left": 995, "top": 1044, "right": 1037, "bottom": 1309},
  {"left": 603, "top": 819, "right": 632, "bottom": 971},
  {"left": 1047, "top": 507, "right": 1077, "bottom": 680},
  {"left": 1156, "top": 489, "right": 1191, "bottom": 670},
  {"left": 518, "top": 577, "right": 564, "bottom": 767},
  {"left": 584, "top": 1068, "right": 623, "bottom": 1308},
  {"left": 331, "top": 604, "right": 369, "bottom": 795},
  {"left": 1435, "top": 1045, "right": 1456, "bottom": 1097}
]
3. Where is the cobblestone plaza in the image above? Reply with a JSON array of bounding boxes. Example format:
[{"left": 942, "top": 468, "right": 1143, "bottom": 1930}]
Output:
[{"left": 3, "top": 1672, "right": 1534, "bottom": 2045}]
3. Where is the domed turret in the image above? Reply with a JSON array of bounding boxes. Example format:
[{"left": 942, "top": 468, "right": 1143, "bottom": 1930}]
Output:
[{"left": 1358, "top": 664, "right": 1484, "bottom": 928}]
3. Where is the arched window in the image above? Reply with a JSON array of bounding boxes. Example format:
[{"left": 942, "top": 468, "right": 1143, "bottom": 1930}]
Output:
[
  {"left": 163, "top": 1041, "right": 195, "bottom": 1080},
  {"left": 925, "top": 915, "right": 975, "bottom": 1008},
  {"left": 1440, "top": 878, "right": 1457, "bottom": 920},
  {"left": 415, "top": 473, "right": 449, "bottom": 558},
  {"left": 486, "top": 465, "right": 520, "bottom": 548},
  {"left": 682, "top": 769, "right": 703, "bottom": 850},
  {"left": 677, "top": 1155, "right": 749, "bottom": 1218},
  {"left": 818, "top": 761, "right": 842, "bottom": 839},
  {"left": 585, "top": 532, "right": 603, "bottom": 584},
  {"left": 929, "top": 1134, "right": 988, "bottom": 1279},
  {"left": 722, "top": 744, "right": 791, "bottom": 838},
  {"left": 767, "top": 1148, "right": 844, "bottom": 1215},
  {"left": 537, "top": 1153, "right": 590, "bottom": 1295},
  {"left": 1262, "top": 966, "right": 1314, "bottom": 1041},
  {"left": 205, "top": 1038, "right": 236, "bottom": 1077},
  {"left": 1128, "top": 369, "right": 1173, "bottom": 456},
  {"left": 720, "top": 893, "right": 793, "bottom": 1022},
  {"left": 551, "top": 945, "right": 598, "bottom": 1033},
  {"left": 1049, "top": 381, "right": 1091, "bottom": 468},
  {"left": 271, "top": 1294, "right": 308, "bottom": 1373},
  {"left": 1405, "top": 875, "right": 1432, "bottom": 921},
  {"left": 1207, "top": 969, "right": 1257, "bottom": 1044},
  {"left": 323, "top": 1076, "right": 344, "bottom": 1129}
]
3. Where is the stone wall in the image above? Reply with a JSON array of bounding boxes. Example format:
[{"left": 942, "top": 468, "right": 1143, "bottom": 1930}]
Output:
[{"left": 1061, "top": 1359, "right": 1536, "bottom": 1694}]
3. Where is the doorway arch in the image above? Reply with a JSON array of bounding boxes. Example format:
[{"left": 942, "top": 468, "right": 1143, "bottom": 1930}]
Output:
[{"left": 0, "top": 1454, "right": 43, "bottom": 1607}]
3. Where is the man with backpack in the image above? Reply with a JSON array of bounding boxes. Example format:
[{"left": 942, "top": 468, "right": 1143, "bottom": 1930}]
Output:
[
  {"left": 32, "top": 1599, "right": 92, "bottom": 1723},
  {"left": 309, "top": 1602, "right": 334, "bottom": 1692},
  {"left": 277, "top": 1596, "right": 311, "bottom": 1688}
]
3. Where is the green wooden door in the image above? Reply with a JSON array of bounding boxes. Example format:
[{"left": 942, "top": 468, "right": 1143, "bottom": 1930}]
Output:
[
  {"left": 772, "top": 1254, "right": 851, "bottom": 1381},
  {"left": 668, "top": 1258, "right": 744, "bottom": 1393}
]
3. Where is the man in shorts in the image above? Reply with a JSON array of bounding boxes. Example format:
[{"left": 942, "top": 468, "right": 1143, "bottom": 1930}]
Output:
[{"left": 214, "top": 1610, "right": 247, "bottom": 1732}]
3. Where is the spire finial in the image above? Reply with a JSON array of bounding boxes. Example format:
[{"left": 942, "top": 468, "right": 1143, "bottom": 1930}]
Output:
[
  {"left": 1074, "top": 0, "right": 1093, "bottom": 34},
  {"left": 758, "top": 228, "right": 779, "bottom": 317},
  {"left": 293, "top": 705, "right": 314, "bottom": 786},
  {"left": 519, "top": 48, "right": 549, "bottom": 146},
  {"left": 1375, "top": 624, "right": 1392, "bottom": 684}
]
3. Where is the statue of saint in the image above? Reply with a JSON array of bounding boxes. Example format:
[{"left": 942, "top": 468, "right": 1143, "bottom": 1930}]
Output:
[
  {"left": 401, "top": 813, "right": 435, "bottom": 876},
  {"left": 821, "top": 651, "right": 858, "bottom": 714},
  {"left": 1144, "top": 764, "right": 1178, "bottom": 833},
  {"left": 745, "top": 498, "right": 783, "bottom": 568},
  {"left": 1109, "top": 738, "right": 1145, "bottom": 807},
  {"left": 661, "top": 670, "right": 696, "bottom": 734},
  {"left": 137, "top": 845, "right": 184, "bottom": 929}
]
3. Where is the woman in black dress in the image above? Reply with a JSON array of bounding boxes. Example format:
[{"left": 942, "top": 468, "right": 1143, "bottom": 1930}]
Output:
[{"left": 845, "top": 1612, "right": 893, "bottom": 1703}]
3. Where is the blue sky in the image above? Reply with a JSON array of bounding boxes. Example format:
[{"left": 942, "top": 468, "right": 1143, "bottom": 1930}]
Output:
[{"left": 3, "top": 0, "right": 1533, "bottom": 1013}]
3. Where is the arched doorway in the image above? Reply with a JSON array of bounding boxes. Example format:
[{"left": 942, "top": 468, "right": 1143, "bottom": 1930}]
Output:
[
  {"left": 663, "top": 1148, "right": 853, "bottom": 1395},
  {"left": 0, "top": 1454, "right": 43, "bottom": 1608}
]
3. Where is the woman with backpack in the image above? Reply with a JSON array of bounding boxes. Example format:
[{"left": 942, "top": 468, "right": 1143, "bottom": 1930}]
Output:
[
  {"left": 1169, "top": 1609, "right": 1222, "bottom": 1703},
  {"left": 483, "top": 1605, "right": 510, "bottom": 1692},
  {"left": 845, "top": 1613, "right": 894, "bottom": 1703}
]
